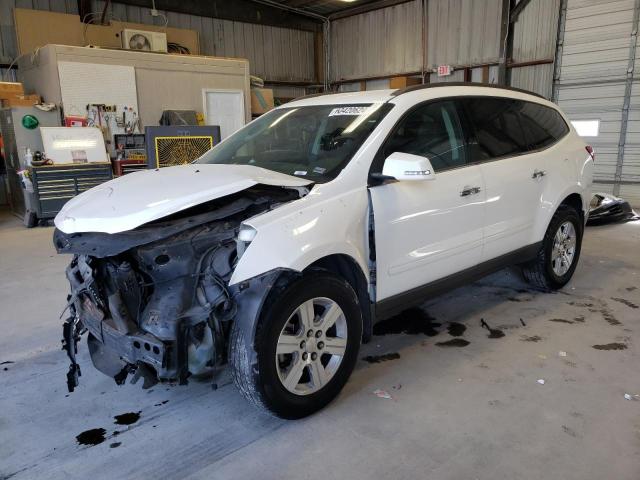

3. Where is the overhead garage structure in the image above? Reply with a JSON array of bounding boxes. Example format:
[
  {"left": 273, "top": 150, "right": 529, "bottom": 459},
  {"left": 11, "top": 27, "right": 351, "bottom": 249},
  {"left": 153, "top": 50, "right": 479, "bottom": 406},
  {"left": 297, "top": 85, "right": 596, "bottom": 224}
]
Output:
[{"left": 554, "top": 0, "right": 640, "bottom": 205}]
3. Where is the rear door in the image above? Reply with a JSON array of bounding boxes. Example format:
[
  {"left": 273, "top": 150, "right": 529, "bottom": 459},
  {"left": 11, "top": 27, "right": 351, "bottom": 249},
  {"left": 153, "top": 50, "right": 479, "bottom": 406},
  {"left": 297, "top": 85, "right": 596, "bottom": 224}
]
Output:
[
  {"left": 462, "top": 97, "right": 550, "bottom": 260},
  {"left": 369, "top": 99, "right": 485, "bottom": 301}
]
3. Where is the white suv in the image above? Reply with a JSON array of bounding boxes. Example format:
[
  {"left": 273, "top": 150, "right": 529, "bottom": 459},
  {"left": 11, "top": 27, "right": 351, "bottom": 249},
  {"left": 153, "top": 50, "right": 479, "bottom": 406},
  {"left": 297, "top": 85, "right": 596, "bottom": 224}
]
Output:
[{"left": 54, "top": 84, "right": 594, "bottom": 418}]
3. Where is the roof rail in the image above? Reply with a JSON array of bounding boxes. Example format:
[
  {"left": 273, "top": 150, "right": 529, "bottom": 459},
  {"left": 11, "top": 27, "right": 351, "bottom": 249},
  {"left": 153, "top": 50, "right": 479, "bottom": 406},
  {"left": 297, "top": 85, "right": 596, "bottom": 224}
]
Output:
[{"left": 390, "top": 82, "right": 546, "bottom": 100}]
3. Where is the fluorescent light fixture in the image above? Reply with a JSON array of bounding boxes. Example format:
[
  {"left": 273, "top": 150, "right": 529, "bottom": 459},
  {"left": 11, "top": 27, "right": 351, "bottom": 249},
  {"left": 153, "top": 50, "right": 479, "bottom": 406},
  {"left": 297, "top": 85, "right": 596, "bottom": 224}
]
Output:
[
  {"left": 52, "top": 139, "right": 98, "bottom": 149},
  {"left": 571, "top": 120, "right": 600, "bottom": 137}
]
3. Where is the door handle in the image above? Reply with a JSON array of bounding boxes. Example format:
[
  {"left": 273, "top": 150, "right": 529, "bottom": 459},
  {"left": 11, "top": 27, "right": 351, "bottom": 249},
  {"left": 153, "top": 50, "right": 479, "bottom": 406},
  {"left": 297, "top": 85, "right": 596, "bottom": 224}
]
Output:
[
  {"left": 460, "top": 186, "right": 481, "bottom": 197},
  {"left": 532, "top": 169, "right": 546, "bottom": 179}
]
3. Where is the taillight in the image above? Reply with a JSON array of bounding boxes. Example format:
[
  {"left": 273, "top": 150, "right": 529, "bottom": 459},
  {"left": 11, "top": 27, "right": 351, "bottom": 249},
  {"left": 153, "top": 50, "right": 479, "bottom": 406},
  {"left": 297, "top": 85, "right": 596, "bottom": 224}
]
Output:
[{"left": 586, "top": 145, "right": 595, "bottom": 161}]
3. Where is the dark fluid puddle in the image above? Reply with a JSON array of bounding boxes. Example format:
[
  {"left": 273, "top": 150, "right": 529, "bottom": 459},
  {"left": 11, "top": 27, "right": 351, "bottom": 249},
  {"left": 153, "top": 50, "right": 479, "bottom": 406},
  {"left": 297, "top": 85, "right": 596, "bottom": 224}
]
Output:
[
  {"left": 573, "top": 316, "right": 585, "bottom": 323},
  {"left": 600, "top": 310, "right": 622, "bottom": 326},
  {"left": 114, "top": 411, "right": 141, "bottom": 426},
  {"left": 109, "top": 442, "right": 122, "bottom": 449},
  {"left": 447, "top": 322, "right": 466, "bottom": 337},
  {"left": 154, "top": 400, "right": 169, "bottom": 407},
  {"left": 520, "top": 335, "right": 542, "bottom": 342},
  {"left": 611, "top": 297, "right": 639, "bottom": 309},
  {"left": 549, "top": 318, "right": 573, "bottom": 324},
  {"left": 626, "top": 286, "right": 637, "bottom": 292},
  {"left": 480, "top": 319, "right": 505, "bottom": 339},
  {"left": 76, "top": 428, "right": 106, "bottom": 446},
  {"left": 373, "top": 307, "right": 441, "bottom": 336},
  {"left": 362, "top": 352, "right": 401, "bottom": 363},
  {"left": 592, "top": 343, "right": 627, "bottom": 351},
  {"left": 435, "top": 338, "right": 470, "bottom": 348}
]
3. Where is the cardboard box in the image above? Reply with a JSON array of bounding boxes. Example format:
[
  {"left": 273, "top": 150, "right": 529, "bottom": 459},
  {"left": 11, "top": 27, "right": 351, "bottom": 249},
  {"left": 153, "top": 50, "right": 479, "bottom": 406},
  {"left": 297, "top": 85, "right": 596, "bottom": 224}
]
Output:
[
  {"left": 389, "top": 76, "right": 422, "bottom": 89},
  {"left": 1, "top": 94, "right": 41, "bottom": 107},
  {"left": 0, "top": 82, "right": 24, "bottom": 100},
  {"left": 251, "top": 88, "right": 274, "bottom": 115}
]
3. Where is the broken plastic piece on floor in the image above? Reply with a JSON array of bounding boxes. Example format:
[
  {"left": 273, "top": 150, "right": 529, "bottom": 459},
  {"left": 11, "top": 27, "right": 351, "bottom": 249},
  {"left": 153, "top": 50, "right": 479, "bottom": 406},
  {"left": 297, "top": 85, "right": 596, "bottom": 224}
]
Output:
[
  {"left": 587, "top": 193, "right": 637, "bottom": 225},
  {"left": 537, "top": 379, "right": 546, "bottom": 385},
  {"left": 373, "top": 389, "right": 393, "bottom": 400},
  {"left": 559, "top": 351, "right": 567, "bottom": 357},
  {"left": 623, "top": 393, "right": 639, "bottom": 401}
]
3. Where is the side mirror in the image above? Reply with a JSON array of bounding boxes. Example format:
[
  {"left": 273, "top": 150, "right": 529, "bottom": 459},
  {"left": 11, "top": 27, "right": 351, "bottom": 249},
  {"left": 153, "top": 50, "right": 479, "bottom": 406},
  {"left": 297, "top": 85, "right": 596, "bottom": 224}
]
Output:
[{"left": 381, "top": 152, "right": 436, "bottom": 181}]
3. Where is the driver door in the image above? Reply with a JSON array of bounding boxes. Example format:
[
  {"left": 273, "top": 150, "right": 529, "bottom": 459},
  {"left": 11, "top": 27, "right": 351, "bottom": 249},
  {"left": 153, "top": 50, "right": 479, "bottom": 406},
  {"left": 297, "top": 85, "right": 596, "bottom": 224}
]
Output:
[{"left": 369, "top": 99, "right": 486, "bottom": 302}]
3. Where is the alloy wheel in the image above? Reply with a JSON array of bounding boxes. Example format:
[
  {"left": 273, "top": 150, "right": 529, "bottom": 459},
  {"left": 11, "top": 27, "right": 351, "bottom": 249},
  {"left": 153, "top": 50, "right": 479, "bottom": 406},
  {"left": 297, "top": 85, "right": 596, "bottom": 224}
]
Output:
[
  {"left": 275, "top": 297, "right": 348, "bottom": 395},
  {"left": 551, "top": 221, "right": 577, "bottom": 276}
]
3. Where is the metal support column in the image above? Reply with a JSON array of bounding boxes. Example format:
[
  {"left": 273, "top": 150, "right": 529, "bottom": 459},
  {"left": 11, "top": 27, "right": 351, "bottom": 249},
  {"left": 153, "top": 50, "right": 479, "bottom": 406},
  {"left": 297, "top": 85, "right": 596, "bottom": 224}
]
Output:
[
  {"left": 497, "top": 0, "right": 511, "bottom": 85},
  {"left": 614, "top": 0, "right": 640, "bottom": 195},
  {"left": 551, "top": 0, "right": 568, "bottom": 103}
]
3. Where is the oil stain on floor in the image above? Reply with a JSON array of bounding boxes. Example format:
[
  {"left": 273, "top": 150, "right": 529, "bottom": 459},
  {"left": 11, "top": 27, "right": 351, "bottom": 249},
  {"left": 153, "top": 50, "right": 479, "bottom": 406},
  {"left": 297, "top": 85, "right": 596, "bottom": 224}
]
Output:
[
  {"left": 435, "top": 338, "right": 470, "bottom": 348},
  {"left": 373, "top": 307, "right": 441, "bottom": 336},
  {"left": 447, "top": 322, "right": 467, "bottom": 337},
  {"left": 76, "top": 428, "right": 107, "bottom": 446},
  {"left": 520, "top": 335, "right": 542, "bottom": 342},
  {"left": 114, "top": 412, "right": 141, "bottom": 426},
  {"left": 480, "top": 319, "right": 505, "bottom": 339},
  {"left": 592, "top": 343, "right": 627, "bottom": 351},
  {"left": 610, "top": 297, "right": 639, "bottom": 309},
  {"left": 362, "top": 353, "right": 401, "bottom": 363}
]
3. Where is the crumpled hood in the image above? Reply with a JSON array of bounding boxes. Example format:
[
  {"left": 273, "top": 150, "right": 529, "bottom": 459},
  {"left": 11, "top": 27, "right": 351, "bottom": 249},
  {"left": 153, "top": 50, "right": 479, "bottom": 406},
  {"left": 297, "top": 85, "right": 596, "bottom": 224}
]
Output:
[{"left": 54, "top": 164, "right": 311, "bottom": 234}]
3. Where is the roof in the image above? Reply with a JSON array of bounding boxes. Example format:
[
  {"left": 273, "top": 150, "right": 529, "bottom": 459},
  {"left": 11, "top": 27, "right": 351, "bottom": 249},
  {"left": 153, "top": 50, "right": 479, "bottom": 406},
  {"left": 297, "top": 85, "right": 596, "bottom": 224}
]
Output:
[{"left": 286, "top": 83, "right": 551, "bottom": 108}]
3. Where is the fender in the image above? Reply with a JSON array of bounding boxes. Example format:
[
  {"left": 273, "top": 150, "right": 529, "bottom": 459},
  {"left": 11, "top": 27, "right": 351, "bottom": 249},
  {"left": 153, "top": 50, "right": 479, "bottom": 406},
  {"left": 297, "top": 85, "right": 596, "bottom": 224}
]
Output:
[{"left": 230, "top": 184, "right": 371, "bottom": 287}]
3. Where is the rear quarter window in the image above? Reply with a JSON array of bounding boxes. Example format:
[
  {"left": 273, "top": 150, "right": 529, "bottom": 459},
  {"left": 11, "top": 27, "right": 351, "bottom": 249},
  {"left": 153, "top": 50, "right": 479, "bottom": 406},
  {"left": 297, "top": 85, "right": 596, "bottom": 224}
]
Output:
[{"left": 463, "top": 97, "right": 570, "bottom": 162}]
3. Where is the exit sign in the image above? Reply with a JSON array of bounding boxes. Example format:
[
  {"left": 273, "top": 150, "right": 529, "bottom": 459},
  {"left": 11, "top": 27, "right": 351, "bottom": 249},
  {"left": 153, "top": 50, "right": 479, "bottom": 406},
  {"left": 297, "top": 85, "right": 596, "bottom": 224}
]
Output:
[{"left": 437, "top": 65, "right": 452, "bottom": 76}]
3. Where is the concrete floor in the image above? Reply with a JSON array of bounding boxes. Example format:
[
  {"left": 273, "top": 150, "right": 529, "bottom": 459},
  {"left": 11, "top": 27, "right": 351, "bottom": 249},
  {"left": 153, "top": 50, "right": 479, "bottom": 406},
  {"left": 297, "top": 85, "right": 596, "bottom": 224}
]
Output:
[{"left": 1, "top": 209, "right": 639, "bottom": 480}]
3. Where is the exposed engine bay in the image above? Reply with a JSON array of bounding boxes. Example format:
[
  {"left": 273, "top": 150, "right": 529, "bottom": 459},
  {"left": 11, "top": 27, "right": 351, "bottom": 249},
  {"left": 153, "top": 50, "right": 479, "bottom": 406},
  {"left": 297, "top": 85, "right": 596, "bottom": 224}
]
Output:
[{"left": 53, "top": 185, "right": 303, "bottom": 392}]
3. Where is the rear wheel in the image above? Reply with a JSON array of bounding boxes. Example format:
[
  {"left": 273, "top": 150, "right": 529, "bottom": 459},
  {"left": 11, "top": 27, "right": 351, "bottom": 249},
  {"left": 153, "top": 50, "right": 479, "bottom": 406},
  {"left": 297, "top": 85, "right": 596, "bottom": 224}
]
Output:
[
  {"left": 230, "top": 271, "right": 362, "bottom": 419},
  {"left": 521, "top": 205, "right": 583, "bottom": 290}
]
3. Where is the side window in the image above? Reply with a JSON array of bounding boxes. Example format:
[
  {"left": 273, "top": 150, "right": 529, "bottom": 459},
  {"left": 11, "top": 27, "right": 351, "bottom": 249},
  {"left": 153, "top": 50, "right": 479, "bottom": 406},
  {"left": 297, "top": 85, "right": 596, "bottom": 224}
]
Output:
[
  {"left": 517, "top": 102, "right": 569, "bottom": 149},
  {"left": 382, "top": 101, "right": 467, "bottom": 172},
  {"left": 463, "top": 98, "right": 530, "bottom": 161}
]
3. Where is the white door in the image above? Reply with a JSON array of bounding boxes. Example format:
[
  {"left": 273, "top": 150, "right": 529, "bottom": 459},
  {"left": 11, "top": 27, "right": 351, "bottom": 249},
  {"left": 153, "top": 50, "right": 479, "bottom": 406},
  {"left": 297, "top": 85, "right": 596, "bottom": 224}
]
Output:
[
  {"left": 369, "top": 100, "right": 486, "bottom": 301},
  {"left": 203, "top": 90, "right": 245, "bottom": 140},
  {"left": 461, "top": 97, "right": 554, "bottom": 260}
]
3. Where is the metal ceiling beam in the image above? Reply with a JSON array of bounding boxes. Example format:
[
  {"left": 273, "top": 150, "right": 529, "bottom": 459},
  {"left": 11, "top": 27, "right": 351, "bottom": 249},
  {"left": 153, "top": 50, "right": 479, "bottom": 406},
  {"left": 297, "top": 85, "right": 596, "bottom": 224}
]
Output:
[
  {"left": 509, "top": 0, "right": 533, "bottom": 23},
  {"left": 105, "top": 0, "right": 323, "bottom": 31},
  {"left": 328, "top": 0, "right": 416, "bottom": 20}
]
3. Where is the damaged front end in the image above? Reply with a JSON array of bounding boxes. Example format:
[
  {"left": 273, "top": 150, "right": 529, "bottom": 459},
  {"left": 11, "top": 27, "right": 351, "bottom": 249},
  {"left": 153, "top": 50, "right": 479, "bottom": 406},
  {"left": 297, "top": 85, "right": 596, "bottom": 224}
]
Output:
[{"left": 55, "top": 186, "right": 300, "bottom": 392}]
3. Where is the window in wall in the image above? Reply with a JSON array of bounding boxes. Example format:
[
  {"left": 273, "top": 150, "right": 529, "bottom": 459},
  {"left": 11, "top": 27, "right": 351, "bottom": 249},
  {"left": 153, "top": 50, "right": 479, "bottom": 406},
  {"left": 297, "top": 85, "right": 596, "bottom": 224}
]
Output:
[
  {"left": 382, "top": 101, "right": 467, "bottom": 172},
  {"left": 571, "top": 120, "right": 600, "bottom": 137}
]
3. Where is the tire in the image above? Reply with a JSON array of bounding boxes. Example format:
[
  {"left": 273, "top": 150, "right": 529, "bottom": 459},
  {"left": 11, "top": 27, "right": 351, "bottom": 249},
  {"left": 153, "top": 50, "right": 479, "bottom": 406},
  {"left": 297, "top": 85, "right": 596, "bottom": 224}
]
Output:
[
  {"left": 521, "top": 204, "right": 583, "bottom": 290},
  {"left": 230, "top": 270, "right": 362, "bottom": 419}
]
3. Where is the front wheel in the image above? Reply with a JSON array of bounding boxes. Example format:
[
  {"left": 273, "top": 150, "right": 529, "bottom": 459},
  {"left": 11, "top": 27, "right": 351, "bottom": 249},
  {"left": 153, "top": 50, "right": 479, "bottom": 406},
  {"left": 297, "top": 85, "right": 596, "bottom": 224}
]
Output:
[
  {"left": 230, "top": 271, "right": 362, "bottom": 419},
  {"left": 521, "top": 205, "right": 583, "bottom": 290}
]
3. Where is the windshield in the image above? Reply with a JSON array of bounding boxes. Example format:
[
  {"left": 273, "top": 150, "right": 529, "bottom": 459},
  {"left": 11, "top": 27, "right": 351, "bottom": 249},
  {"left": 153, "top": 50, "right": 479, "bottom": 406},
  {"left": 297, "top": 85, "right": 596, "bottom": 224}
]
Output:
[{"left": 197, "top": 103, "right": 393, "bottom": 182}]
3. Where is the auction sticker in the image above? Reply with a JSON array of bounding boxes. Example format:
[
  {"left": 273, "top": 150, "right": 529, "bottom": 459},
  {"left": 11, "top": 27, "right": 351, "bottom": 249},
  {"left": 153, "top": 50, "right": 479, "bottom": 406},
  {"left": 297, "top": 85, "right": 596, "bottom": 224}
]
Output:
[{"left": 329, "top": 106, "right": 368, "bottom": 116}]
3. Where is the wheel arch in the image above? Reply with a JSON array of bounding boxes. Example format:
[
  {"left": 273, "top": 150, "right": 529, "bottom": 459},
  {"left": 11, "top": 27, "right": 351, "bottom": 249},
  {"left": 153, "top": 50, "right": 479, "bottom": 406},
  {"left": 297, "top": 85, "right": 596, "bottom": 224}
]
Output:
[
  {"left": 305, "top": 253, "right": 373, "bottom": 343},
  {"left": 559, "top": 192, "right": 586, "bottom": 222}
]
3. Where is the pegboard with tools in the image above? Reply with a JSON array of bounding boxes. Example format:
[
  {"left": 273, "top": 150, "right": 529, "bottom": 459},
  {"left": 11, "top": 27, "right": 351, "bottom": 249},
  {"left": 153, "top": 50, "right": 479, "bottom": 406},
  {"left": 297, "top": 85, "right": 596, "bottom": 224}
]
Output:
[{"left": 86, "top": 103, "right": 141, "bottom": 154}]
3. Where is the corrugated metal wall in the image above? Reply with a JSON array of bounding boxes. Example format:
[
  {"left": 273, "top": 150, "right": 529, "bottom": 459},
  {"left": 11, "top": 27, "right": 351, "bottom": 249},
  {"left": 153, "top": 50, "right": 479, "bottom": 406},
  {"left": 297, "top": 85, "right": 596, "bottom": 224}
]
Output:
[
  {"left": 510, "top": 0, "right": 560, "bottom": 98},
  {"left": 329, "top": 0, "right": 558, "bottom": 99},
  {"left": 427, "top": 0, "right": 502, "bottom": 68},
  {"left": 93, "top": 0, "right": 316, "bottom": 83},
  {"left": 0, "top": 0, "right": 316, "bottom": 83},
  {"left": 329, "top": 0, "right": 423, "bottom": 81},
  {"left": 555, "top": 0, "right": 640, "bottom": 205}
]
